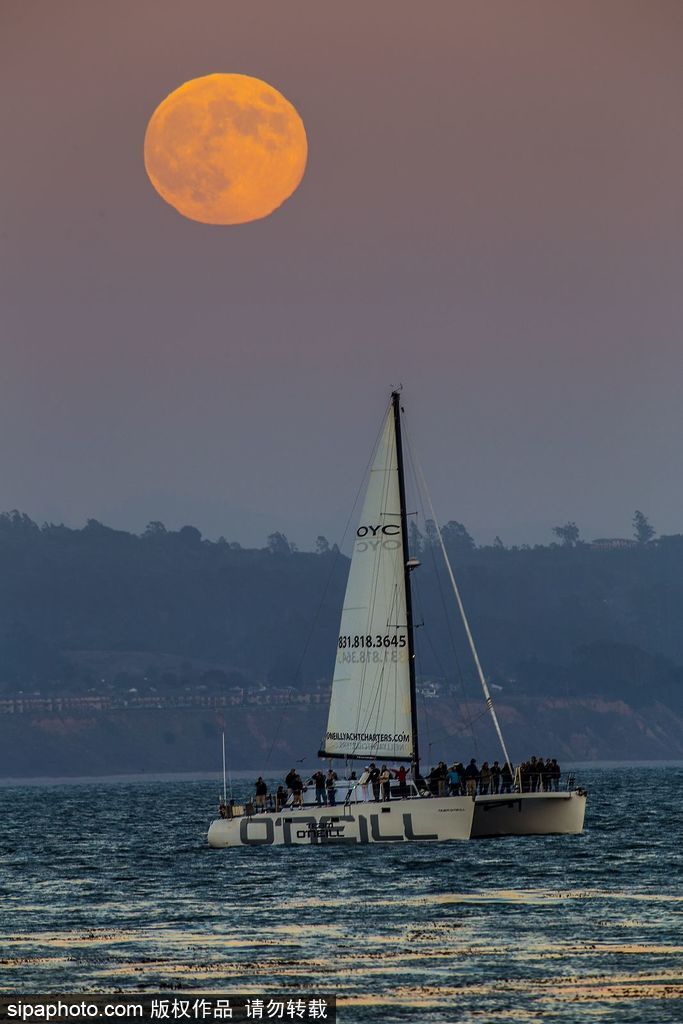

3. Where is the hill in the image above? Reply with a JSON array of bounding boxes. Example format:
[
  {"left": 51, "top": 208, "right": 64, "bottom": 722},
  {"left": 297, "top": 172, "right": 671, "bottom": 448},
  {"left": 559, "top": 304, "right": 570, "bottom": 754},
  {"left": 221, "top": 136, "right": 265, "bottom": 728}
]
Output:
[{"left": 0, "top": 510, "right": 681, "bottom": 774}]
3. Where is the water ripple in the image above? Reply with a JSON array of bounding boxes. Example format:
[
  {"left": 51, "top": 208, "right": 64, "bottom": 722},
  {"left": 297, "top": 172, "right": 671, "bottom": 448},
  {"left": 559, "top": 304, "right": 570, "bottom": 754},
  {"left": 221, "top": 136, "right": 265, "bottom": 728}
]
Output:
[{"left": 1, "top": 766, "right": 682, "bottom": 1023}]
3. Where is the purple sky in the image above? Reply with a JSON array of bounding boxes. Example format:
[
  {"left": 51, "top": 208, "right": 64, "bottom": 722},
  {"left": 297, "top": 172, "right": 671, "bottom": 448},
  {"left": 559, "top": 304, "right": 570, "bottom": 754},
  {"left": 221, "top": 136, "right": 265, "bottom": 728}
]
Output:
[{"left": 3, "top": 1, "right": 683, "bottom": 548}]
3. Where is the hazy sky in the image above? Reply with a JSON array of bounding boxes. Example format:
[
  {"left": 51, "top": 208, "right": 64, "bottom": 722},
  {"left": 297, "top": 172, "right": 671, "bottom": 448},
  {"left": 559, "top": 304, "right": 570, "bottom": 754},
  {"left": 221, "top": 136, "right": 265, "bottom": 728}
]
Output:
[{"left": 3, "top": 1, "right": 683, "bottom": 548}]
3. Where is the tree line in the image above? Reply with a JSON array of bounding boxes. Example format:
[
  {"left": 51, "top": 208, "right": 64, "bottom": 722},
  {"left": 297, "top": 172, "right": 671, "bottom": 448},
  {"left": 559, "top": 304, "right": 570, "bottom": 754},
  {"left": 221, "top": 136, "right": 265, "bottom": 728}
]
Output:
[{"left": 0, "top": 509, "right": 680, "bottom": 713}]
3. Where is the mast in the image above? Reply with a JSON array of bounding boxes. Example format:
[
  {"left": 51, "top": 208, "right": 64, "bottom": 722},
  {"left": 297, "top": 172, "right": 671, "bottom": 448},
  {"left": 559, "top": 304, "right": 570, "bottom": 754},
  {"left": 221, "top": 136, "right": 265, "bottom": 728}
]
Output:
[{"left": 391, "top": 390, "right": 420, "bottom": 777}]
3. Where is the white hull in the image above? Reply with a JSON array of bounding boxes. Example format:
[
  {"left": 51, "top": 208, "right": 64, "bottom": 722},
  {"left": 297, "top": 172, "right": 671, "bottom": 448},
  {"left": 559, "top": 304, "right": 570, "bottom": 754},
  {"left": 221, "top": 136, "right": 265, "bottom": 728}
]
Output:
[
  {"left": 208, "top": 796, "right": 474, "bottom": 847},
  {"left": 471, "top": 790, "right": 587, "bottom": 837}
]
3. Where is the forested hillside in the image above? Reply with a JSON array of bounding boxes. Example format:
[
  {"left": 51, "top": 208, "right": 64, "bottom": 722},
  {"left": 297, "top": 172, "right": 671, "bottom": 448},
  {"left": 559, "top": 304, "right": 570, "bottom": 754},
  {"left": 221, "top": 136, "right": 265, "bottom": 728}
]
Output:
[{"left": 0, "top": 509, "right": 681, "bottom": 770}]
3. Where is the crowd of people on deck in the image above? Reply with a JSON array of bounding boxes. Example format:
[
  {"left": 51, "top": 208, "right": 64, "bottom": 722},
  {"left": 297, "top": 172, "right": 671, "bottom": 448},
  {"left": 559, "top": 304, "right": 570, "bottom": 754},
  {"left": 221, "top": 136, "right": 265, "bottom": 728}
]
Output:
[
  {"left": 217, "top": 754, "right": 563, "bottom": 816},
  {"left": 516, "top": 756, "right": 563, "bottom": 792},
  {"left": 424, "top": 755, "right": 562, "bottom": 796},
  {"left": 425, "top": 759, "right": 512, "bottom": 797}
]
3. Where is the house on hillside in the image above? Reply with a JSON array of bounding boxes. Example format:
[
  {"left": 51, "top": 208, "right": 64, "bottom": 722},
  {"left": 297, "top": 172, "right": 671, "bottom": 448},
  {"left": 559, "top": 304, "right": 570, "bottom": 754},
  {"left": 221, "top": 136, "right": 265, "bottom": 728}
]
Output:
[{"left": 590, "top": 538, "right": 638, "bottom": 551}]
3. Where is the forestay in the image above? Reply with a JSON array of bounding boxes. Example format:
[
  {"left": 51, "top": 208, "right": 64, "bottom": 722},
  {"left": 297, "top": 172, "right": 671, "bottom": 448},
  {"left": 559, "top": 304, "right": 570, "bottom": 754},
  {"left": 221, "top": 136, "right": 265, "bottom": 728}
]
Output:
[{"left": 321, "top": 407, "right": 413, "bottom": 761}]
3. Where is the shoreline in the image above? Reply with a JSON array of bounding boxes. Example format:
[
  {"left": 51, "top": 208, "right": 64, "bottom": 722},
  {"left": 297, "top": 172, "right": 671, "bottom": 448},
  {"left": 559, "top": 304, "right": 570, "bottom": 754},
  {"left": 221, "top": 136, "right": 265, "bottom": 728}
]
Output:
[{"left": 1, "top": 759, "right": 682, "bottom": 786}]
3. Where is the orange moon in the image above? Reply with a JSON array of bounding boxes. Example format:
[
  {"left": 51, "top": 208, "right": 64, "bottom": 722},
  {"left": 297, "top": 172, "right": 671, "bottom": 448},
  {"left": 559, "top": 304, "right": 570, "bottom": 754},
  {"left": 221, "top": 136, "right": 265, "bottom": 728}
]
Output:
[{"left": 143, "top": 74, "right": 308, "bottom": 225}]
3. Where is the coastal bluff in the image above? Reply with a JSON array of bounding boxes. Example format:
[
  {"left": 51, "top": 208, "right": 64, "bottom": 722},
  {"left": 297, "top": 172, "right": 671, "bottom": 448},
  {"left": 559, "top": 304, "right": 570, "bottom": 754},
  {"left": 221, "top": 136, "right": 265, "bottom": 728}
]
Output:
[{"left": 0, "top": 694, "right": 680, "bottom": 778}]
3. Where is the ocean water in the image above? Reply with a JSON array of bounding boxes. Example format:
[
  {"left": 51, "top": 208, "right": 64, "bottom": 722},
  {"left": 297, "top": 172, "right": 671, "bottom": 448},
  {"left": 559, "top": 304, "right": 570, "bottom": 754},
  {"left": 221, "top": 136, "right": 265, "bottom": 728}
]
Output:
[{"left": 1, "top": 765, "right": 682, "bottom": 1023}]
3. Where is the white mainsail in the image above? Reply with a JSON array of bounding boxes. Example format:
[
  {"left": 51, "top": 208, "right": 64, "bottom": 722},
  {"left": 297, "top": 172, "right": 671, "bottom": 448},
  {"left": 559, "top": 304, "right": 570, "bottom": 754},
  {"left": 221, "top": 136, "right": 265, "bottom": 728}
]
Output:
[{"left": 321, "top": 406, "right": 413, "bottom": 761}]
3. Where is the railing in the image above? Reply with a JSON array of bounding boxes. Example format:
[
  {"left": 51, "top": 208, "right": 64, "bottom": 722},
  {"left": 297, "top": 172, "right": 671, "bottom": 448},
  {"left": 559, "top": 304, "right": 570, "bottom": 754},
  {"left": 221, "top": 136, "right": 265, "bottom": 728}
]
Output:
[
  {"left": 212, "top": 771, "right": 583, "bottom": 820},
  {"left": 343, "top": 780, "right": 422, "bottom": 805},
  {"left": 512, "top": 767, "right": 574, "bottom": 793},
  {"left": 216, "top": 802, "right": 246, "bottom": 819}
]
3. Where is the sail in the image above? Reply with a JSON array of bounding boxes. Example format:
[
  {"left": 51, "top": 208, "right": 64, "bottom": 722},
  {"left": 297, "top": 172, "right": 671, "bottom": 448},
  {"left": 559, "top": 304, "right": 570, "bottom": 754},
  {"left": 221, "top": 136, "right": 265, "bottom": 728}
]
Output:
[{"left": 321, "top": 406, "right": 413, "bottom": 761}]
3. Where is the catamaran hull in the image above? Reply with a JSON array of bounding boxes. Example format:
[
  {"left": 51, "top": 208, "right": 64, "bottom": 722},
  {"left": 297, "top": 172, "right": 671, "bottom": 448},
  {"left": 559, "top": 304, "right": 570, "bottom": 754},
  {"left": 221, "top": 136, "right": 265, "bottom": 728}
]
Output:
[
  {"left": 208, "top": 796, "right": 474, "bottom": 847},
  {"left": 471, "top": 791, "right": 587, "bottom": 837}
]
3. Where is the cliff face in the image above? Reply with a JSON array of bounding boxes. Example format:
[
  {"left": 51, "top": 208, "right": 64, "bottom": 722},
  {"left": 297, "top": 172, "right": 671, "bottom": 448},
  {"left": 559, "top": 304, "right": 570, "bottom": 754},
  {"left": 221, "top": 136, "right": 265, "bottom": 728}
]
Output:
[
  {"left": 419, "top": 697, "right": 683, "bottom": 762},
  {"left": 0, "top": 696, "right": 680, "bottom": 778}
]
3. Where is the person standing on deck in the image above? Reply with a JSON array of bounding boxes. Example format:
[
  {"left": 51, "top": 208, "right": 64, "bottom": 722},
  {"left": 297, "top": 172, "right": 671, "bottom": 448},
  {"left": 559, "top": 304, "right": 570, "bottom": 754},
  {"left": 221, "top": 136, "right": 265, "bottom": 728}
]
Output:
[
  {"left": 368, "top": 763, "right": 381, "bottom": 801},
  {"left": 530, "top": 756, "right": 542, "bottom": 792},
  {"left": 550, "top": 759, "right": 561, "bottom": 791},
  {"left": 358, "top": 766, "right": 371, "bottom": 801},
  {"left": 394, "top": 764, "right": 408, "bottom": 798},
  {"left": 285, "top": 768, "right": 297, "bottom": 798},
  {"left": 379, "top": 765, "right": 391, "bottom": 801},
  {"left": 325, "top": 768, "right": 338, "bottom": 807},
  {"left": 518, "top": 760, "right": 530, "bottom": 791},
  {"left": 254, "top": 777, "right": 268, "bottom": 812},
  {"left": 491, "top": 761, "right": 501, "bottom": 794},
  {"left": 312, "top": 770, "right": 327, "bottom": 806},
  {"left": 464, "top": 758, "right": 480, "bottom": 797}
]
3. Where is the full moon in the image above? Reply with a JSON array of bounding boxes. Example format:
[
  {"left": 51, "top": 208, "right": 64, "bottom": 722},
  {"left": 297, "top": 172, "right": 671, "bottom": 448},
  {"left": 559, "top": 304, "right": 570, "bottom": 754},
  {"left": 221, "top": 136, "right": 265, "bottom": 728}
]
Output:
[{"left": 144, "top": 74, "right": 308, "bottom": 225}]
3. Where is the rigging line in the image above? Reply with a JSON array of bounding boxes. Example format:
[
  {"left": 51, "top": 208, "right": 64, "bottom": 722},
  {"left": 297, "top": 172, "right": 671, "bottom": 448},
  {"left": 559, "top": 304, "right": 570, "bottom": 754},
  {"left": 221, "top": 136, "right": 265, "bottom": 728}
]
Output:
[
  {"left": 416, "top": 683, "right": 492, "bottom": 740},
  {"left": 417, "top": 718, "right": 467, "bottom": 748},
  {"left": 377, "top": 580, "right": 400, "bottom": 728},
  {"left": 408, "top": 439, "right": 514, "bottom": 772},
  {"left": 402, "top": 418, "right": 479, "bottom": 756},
  {"left": 411, "top": 581, "right": 470, "bottom": 765},
  {"left": 408, "top": 574, "right": 430, "bottom": 749},
  {"left": 410, "top": 573, "right": 479, "bottom": 761},
  {"left": 421, "top": 529, "right": 474, "bottom": 716},
  {"left": 265, "top": 402, "right": 391, "bottom": 767},
  {"left": 411, "top": 571, "right": 478, "bottom": 754},
  {"left": 402, "top": 422, "right": 480, "bottom": 756},
  {"left": 417, "top": 679, "right": 434, "bottom": 769},
  {"left": 468, "top": 707, "right": 495, "bottom": 726}
]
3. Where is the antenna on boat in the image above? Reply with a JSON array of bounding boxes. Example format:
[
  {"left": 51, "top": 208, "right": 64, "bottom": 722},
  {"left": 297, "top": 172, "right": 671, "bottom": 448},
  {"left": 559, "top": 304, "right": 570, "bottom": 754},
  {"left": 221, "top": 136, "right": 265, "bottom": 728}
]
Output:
[
  {"left": 222, "top": 730, "right": 228, "bottom": 805},
  {"left": 216, "top": 712, "right": 232, "bottom": 804}
]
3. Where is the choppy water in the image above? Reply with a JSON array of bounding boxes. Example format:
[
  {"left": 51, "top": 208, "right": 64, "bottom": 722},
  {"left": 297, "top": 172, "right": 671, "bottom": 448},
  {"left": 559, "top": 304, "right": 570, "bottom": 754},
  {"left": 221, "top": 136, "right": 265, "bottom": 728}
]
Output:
[{"left": 1, "top": 766, "right": 682, "bottom": 1023}]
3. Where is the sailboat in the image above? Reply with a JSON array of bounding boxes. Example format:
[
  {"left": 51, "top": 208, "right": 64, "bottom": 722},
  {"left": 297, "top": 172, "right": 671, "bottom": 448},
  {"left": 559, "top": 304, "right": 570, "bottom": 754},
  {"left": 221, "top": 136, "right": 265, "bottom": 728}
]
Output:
[
  {"left": 207, "top": 391, "right": 475, "bottom": 846},
  {"left": 207, "top": 390, "right": 586, "bottom": 848}
]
